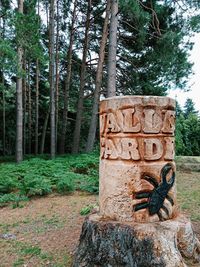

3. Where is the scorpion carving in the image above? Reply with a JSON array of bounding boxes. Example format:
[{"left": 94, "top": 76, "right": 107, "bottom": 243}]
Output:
[{"left": 133, "top": 163, "right": 175, "bottom": 221}]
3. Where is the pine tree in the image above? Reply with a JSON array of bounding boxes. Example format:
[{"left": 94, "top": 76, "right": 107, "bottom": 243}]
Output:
[
  {"left": 184, "top": 98, "right": 198, "bottom": 118},
  {"left": 107, "top": 0, "right": 118, "bottom": 97},
  {"left": 49, "top": 0, "right": 56, "bottom": 158},
  {"left": 60, "top": 0, "right": 78, "bottom": 154},
  {"left": 85, "top": 0, "right": 111, "bottom": 152},
  {"left": 72, "top": 0, "right": 92, "bottom": 154},
  {"left": 16, "top": 0, "right": 24, "bottom": 163}
]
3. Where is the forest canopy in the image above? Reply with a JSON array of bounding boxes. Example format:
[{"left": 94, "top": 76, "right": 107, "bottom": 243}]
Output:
[{"left": 0, "top": 0, "right": 200, "bottom": 160}]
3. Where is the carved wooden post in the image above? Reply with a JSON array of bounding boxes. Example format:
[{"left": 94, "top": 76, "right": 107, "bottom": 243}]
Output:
[
  {"left": 99, "top": 96, "right": 177, "bottom": 223},
  {"left": 73, "top": 96, "right": 200, "bottom": 267}
]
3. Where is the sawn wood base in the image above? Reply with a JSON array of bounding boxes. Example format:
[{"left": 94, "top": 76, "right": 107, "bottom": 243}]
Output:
[{"left": 73, "top": 214, "right": 200, "bottom": 267}]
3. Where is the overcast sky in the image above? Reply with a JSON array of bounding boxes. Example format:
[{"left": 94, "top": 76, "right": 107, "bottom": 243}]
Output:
[{"left": 168, "top": 33, "right": 200, "bottom": 111}]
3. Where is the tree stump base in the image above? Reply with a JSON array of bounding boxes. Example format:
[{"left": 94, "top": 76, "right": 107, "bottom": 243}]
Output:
[{"left": 73, "top": 214, "right": 200, "bottom": 267}]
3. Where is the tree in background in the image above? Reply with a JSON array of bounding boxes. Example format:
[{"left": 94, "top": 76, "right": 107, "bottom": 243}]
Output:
[
  {"left": 59, "top": 0, "right": 78, "bottom": 154},
  {"left": 72, "top": 0, "right": 92, "bottom": 154},
  {"left": 85, "top": 0, "right": 111, "bottom": 152},
  {"left": 176, "top": 99, "right": 200, "bottom": 156},
  {"left": 107, "top": 0, "right": 118, "bottom": 97},
  {"left": 0, "top": 0, "right": 13, "bottom": 156},
  {"left": 184, "top": 98, "right": 199, "bottom": 118},
  {"left": 16, "top": 0, "right": 24, "bottom": 163},
  {"left": 117, "top": 0, "right": 194, "bottom": 96},
  {"left": 0, "top": 0, "right": 200, "bottom": 157},
  {"left": 49, "top": 0, "right": 56, "bottom": 159}
]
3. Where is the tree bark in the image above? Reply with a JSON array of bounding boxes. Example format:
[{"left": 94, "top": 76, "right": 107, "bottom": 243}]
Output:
[
  {"left": 59, "top": 0, "right": 78, "bottom": 154},
  {"left": 85, "top": 0, "right": 111, "bottom": 153},
  {"left": 45, "top": 1, "right": 49, "bottom": 27},
  {"left": 23, "top": 58, "right": 27, "bottom": 155},
  {"left": 73, "top": 214, "right": 200, "bottom": 267},
  {"left": 107, "top": 0, "right": 118, "bottom": 97},
  {"left": 35, "top": 58, "right": 39, "bottom": 155},
  {"left": 2, "top": 18, "right": 6, "bottom": 156},
  {"left": 40, "top": 107, "right": 50, "bottom": 154},
  {"left": 72, "top": 0, "right": 91, "bottom": 154},
  {"left": 35, "top": 0, "right": 40, "bottom": 155},
  {"left": 55, "top": 0, "right": 60, "bottom": 152},
  {"left": 28, "top": 60, "right": 32, "bottom": 154},
  {"left": 49, "top": 0, "right": 56, "bottom": 159},
  {"left": 2, "top": 74, "right": 6, "bottom": 156},
  {"left": 16, "top": 0, "right": 24, "bottom": 163}
]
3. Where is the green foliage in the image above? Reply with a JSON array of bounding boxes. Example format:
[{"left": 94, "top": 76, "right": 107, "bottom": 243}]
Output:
[
  {"left": 0, "top": 39, "right": 17, "bottom": 73},
  {"left": 80, "top": 205, "right": 92, "bottom": 216},
  {"left": 175, "top": 99, "right": 200, "bottom": 156},
  {"left": 190, "top": 15, "right": 200, "bottom": 32},
  {"left": 80, "top": 204, "right": 97, "bottom": 216},
  {"left": 0, "top": 153, "right": 99, "bottom": 205},
  {"left": 0, "top": 193, "right": 28, "bottom": 207},
  {"left": 117, "top": 1, "right": 193, "bottom": 95},
  {"left": 0, "top": 0, "right": 198, "bottom": 156},
  {"left": 19, "top": 174, "right": 52, "bottom": 197},
  {"left": 0, "top": 165, "right": 19, "bottom": 193},
  {"left": 14, "top": 2, "right": 43, "bottom": 60},
  {"left": 21, "top": 245, "right": 41, "bottom": 256},
  {"left": 69, "top": 154, "right": 99, "bottom": 193},
  {"left": 56, "top": 175, "right": 74, "bottom": 194},
  {"left": 184, "top": 98, "right": 198, "bottom": 117}
]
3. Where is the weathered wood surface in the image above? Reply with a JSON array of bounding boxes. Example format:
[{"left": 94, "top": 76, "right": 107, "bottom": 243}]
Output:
[
  {"left": 99, "top": 96, "right": 177, "bottom": 223},
  {"left": 73, "top": 214, "right": 200, "bottom": 267}
]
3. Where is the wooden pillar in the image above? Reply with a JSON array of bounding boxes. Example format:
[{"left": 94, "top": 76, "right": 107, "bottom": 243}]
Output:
[
  {"left": 99, "top": 96, "right": 177, "bottom": 223},
  {"left": 73, "top": 96, "right": 200, "bottom": 267}
]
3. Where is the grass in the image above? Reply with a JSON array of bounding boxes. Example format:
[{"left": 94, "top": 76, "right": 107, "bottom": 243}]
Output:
[
  {"left": 1, "top": 239, "right": 71, "bottom": 267},
  {"left": 176, "top": 171, "right": 200, "bottom": 221},
  {"left": 0, "top": 192, "right": 96, "bottom": 267},
  {"left": 0, "top": 155, "right": 200, "bottom": 267},
  {"left": 1, "top": 153, "right": 200, "bottom": 221},
  {"left": 0, "top": 153, "right": 99, "bottom": 206}
]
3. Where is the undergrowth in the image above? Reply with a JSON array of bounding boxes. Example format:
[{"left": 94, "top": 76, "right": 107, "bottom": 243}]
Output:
[{"left": 0, "top": 153, "right": 99, "bottom": 206}]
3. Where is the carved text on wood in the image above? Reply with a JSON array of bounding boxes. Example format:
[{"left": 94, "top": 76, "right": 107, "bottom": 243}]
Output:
[
  {"left": 100, "top": 107, "right": 175, "bottom": 161},
  {"left": 99, "top": 96, "right": 177, "bottom": 223}
]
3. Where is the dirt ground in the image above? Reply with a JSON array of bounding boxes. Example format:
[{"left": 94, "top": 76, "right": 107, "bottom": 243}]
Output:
[
  {"left": 0, "top": 171, "right": 200, "bottom": 267},
  {"left": 0, "top": 192, "right": 98, "bottom": 267}
]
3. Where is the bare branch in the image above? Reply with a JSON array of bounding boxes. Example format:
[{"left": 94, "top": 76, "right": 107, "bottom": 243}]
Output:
[
  {"left": 138, "top": 0, "right": 161, "bottom": 36},
  {"left": 120, "top": 19, "right": 161, "bottom": 39}
]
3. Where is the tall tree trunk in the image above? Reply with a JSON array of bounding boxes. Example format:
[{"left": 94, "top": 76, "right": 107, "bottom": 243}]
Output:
[
  {"left": 59, "top": 0, "right": 78, "bottom": 154},
  {"left": 23, "top": 58, "right": 27, "bottom": 155},
  {"left": 107, "top": 0, "right": 118, "bottom": 97},
  {"left": 2, "top": 18, "right": 6, "bottom": 156},
  {"left": 35, "top": 0, "right": 40, "bottom": 155},
  {"left": 16, "top": 0, "right": 24, "bottom": 163},
  {"left": 35, "top": 58, "right": 39, "bottom": 155},
  {"left": 85, "top": 0, "right": 111, "bottom": 153},
  {"left": 72, "top": 0, "right": 91, "bottom": 154},
  {"left": 55, "top": 0, "right": 60, "bottom": 152},
  {"left": 49, "top": 0, "right": 56, "bottom": 159},
  {"left": 2, "top": 74, "right": 6, "bottom": 156},
  {"left": 45, "top": 1, "right": 49, "bottom": 26},
  {"left": 28, "top": 60, "right": 32, "bottom": 154},
  {"left": 40, "top": 107, "right": 50, "bottom": 154}
]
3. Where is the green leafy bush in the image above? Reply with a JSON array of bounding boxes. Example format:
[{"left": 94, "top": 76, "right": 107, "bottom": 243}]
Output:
[
  {"left": 80, "top": 206, "right": 92, "bottom": 216},
  {"left": 79, "top": 176, "right": 99, "bottom": 193},
  {"left": 69, "top": 154, "right": 99, "bottom": 193},
  {"left": 56, "top": 175, "right": 74, "bottom": 194},
  {"left": 0, "top": 164, "right": 19, "bottom": 193},
  {"left": 19, "top": 174, "right": 52, "bottom": 196},
  {"left": 0, "top": 152, "right": 99, "bottom": 205},
  {"left": 0, "top": 177, "right": 17, "bottom": 194},
  {"left": 0, "top": 193, "right": 28, "bottom": 207}
]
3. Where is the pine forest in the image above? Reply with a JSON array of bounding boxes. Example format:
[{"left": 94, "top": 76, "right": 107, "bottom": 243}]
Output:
[{"left": 0, "top": 0, "right": 200, "bottom": 160}]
